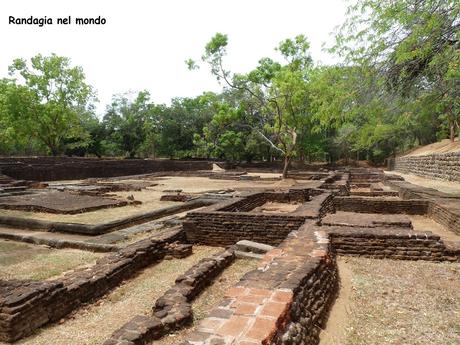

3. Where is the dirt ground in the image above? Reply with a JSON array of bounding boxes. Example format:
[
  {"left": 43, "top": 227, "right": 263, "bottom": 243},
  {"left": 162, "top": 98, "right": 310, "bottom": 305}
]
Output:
[
  {"left": 322, "top": 211, "right": 411, "bottom": 228},
  {"left": 0, "top": 191, "right": 126, "bottom": 214},
  {"left": 0, "top": 176, "right": 304, "bottom": 224},
  {"left": 401, "top": 138, "right": 460, "bottom": 157},
  {"left": 150, "top": 258, "right": 259, "bottom": 345},
  {"left": 251, "top": 201, "right": 301, "bottom": 214},
  {"left": 385, "top": 171, "right": 460, "bottom": 195},
  {"left": 409, "top": 215, "right": 460, "bottom": 241},
  {"left": 10, "top": 246, "right": 223, "bottom": 345},
  {"left": 320, "top": 257, "right": 460, "bottom": 345},
  {"left": 0, "top": 239, "right": 103, "bottom": 280}
]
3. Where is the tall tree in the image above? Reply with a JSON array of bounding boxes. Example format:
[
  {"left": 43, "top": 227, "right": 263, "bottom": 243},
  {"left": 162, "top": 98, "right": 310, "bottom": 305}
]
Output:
[
  {"left": 7, "top": 54, "right": 96, "bottom": 155},
  {"left": 333, "top": 0, "right": 460, "bottom": 141},
  {"left": 104, "top": 91, "right": 153, "bottom": 158},
  {"left": 197, "top": 33, "right": 313, "bottom": 177}
]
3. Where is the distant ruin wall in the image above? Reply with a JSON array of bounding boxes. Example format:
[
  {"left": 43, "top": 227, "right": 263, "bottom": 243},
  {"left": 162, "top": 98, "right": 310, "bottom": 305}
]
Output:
[
  {"left": 0, "top": 157, "right": 212, "bottom": 181},
  {"left": 389, "top": 152, "right": 460, "bottom": 182}
]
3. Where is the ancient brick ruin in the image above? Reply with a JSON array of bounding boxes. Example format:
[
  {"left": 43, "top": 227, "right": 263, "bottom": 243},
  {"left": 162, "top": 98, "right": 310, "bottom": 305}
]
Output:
[
  {"left": 0, "top": 160, "right": 459, "bottom": 345},
  {"left": 389, "top": 152, "right": 460, "bottom": 182}
]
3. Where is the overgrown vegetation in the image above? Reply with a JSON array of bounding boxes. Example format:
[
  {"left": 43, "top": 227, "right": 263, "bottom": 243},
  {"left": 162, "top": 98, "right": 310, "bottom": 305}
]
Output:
[{"left": 0, "top": 0, "right": 458, "bottom": 174}]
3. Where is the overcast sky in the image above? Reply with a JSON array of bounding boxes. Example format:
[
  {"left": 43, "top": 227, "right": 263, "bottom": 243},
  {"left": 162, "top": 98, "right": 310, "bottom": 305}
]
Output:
[{"left": 1, "top": 0, "right": 347, "bottom": 116}]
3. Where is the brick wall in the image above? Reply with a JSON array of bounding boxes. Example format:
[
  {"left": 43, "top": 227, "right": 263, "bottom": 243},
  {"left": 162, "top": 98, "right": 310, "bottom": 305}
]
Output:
[
  {"left": 0, "top": 157, "right": 212, "bottom": 181},
  {"left": 391, "top": 152, "right": 460, "bottom": 182},
  {"left": 184, "top": 212, "right": 306, "bottom": 246},
  {"left": 0, "top": 229, "right": 184, "bottom": 342},
  {"left": 184, "top": 190, "right": 330, "bottom": 247},
  {"left": 103, "top": 249, "right": 235, "bottom": 345},
  {"left": 333, "top": 197, "right": 428, "bottom": 214},
  {"left": 327, "top": 227, "right": 459, "bottom": 262}
]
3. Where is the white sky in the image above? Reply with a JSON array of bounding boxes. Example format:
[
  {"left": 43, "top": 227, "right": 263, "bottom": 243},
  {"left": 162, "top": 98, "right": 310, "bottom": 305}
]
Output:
[{"left": 1, "top": 0, "right": 347, "bottom": 116}]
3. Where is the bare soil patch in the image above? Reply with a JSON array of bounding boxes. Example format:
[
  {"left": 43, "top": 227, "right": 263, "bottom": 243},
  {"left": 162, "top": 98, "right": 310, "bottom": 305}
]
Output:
[
  {"left": 402, "top": 138, "right": 460, "bottom": 157},
  {"left": 321, "top": 256, "right": 460, "bottom": 345},
  {"left": 409, "top": 215, "right": 460, "bottom": 241},
  {"left": 251, "top": 201, "right": 301, "bottom": 214},
  {"left": 0, "top": 176, "right": 301, "bottom": 224},
  {"left": 0, "top": 191, "right": 126, "bottom": 214},
  {"left": 322, "top": 212, "right": 411, "bottom": 228},
  {"left": 385, "top": 171, "right": 460, "bottom": 195}
]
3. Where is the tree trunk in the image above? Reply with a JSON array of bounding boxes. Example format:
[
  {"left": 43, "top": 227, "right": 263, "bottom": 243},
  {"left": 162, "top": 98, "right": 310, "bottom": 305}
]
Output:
[
  {"left": 282, "top": 156, "right": 291, "bottom": 179},
  {"left": 449, "top": 119, "right": 455, "bottom": 142},
  {"left": 50, "top": 146, "right": 59, "bottom": 156}
]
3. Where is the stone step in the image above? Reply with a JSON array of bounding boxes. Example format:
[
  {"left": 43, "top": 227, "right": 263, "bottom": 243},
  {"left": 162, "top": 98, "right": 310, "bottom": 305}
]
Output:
[{"left": 235, "top": 239, "right": 274, "bottom": 254}]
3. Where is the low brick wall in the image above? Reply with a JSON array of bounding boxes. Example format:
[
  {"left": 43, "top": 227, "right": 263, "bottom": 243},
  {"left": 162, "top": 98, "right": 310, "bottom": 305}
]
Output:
[
  {"left": 218, "top": 190, "right": 310, "bottom": 213},
  {"left": 0, "top": 199, "right": 213, "bottom": 235},
  {"left": 427, "top": 201, "right": 460, "bottom": 236},
  {"left": 391, "top": 152, "right": 460, "bottom": 182},
  {"left": 182, "top": 221, "right": 338, "bottom": 345},
  {"left": 327, "top": 227, "right": 459, "bottom": 262},
  {"left": 0, "top": 157, "right": 212, "bottom": 181},
  {"left": 384, "top": 180, "right": 460, "bottom": 235},
  {"left": 184, "top": 190, "right": 332, "bottom": 247},
  {"left": 333, "top": 197, "right": 428, "bottom": 214},
  {"left": 103, "top": 249, "right": 235, "bottom": 345},
  {"left": 0, "top": 229, "right": 185, "bottom": 342},
  {"left": 184, "top": 212, "right": 305, "bottom": 246},
  {"left": 271, "top": 258, "right": 338, "bottom": 345}
]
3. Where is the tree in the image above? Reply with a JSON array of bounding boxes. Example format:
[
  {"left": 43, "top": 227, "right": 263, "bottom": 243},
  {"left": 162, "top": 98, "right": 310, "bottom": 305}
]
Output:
[
  {"left": 103, "top": 91, "right": 153, "bottom": 158},
  {"left": 0, "top": 78, "right": 42, "bottom": 154},
  {"left": 7, "top": 54, "right": 96, "bottom": 155},
  {"left": 196, "top": 33, "right": 314, "bottom": 177},
  {"left": 155, "top": 94, "right": 216, "bottom": 158},
  {"left": 333, "top": 0, "right": 460, "bottom": 142}
]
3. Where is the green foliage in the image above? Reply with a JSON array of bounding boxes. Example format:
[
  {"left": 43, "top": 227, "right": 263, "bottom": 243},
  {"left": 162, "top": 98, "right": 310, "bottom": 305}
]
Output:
[
  {"left": 103, "top": 91, "right": 153, "bottom": 158},
  {"left": 333, "top": 0, "right": 460, "bottom": 143},
  {"left": 1, "top": 3, "right": 458, "bottom": 165},
  {"left": 6, "top": 54, "right": 96, "bottom": 155}
]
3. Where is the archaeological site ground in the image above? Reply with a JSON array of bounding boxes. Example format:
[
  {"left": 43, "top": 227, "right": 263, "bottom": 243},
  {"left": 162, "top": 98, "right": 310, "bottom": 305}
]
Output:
[{"left": 0, "top": 155, "right": 458, "bottom": 345}]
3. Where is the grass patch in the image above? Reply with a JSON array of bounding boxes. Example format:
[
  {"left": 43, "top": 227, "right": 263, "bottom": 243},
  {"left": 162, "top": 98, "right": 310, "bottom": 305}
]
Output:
[{"left": 0, "top": 249, "right": 104, "bottom": 280}]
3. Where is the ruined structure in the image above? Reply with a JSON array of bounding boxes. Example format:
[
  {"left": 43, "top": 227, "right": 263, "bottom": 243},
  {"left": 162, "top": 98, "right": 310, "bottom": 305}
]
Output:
[
  {"left": 388, "top": 152, "right": 460, "bottom": 182},
  {"left": 0, "top": 160, "right": 459, "bottom": 344}
]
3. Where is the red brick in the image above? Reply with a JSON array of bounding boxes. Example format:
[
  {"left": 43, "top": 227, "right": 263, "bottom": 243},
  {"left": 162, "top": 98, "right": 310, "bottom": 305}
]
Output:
[
  {"left": 263, "top": 248, "right": 283, "bottom": 259},
  {"left": 248, "top": 288, "right": 272, "bottom": 297},
  {"left": 234, "top": 302, "right": 258, "bottom": 315},
  {"left": 217, "top": 315, "right": 251, "bottom": 337},
  {"left": 238, "top": 294, "right": 267, "bottom": 304},
  {"left": 226, "top": 286, "right": 248, "bottom": 298},
  {"left": 244, "top": 317, "right": 277, "bottom": 343},
  {"left": 271, "top": 290, "right": 293, "bottom": 303},
  {"left": 311, "top": 249, "right": 327, "bottom": 257},
  {"left": 259, "top": 302, "right": 289, "bottom": 318}
]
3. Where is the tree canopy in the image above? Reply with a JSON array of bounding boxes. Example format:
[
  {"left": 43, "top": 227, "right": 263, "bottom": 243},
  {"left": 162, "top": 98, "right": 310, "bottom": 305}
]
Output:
[{"left": 0, "top": 0, "right": 458, "bottom": 176}]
